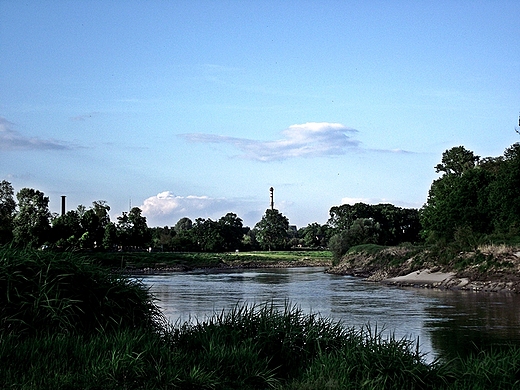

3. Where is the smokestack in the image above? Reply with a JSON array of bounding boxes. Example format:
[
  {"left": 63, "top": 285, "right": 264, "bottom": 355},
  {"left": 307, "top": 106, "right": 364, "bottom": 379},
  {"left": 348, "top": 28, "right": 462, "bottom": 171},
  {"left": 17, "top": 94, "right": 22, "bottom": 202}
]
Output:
[
  {"left": 61, "top": 196, "right": 66, "bottom": 216},
  {"left": 269, "top": 187, "right": 274, "bottom": 210}
]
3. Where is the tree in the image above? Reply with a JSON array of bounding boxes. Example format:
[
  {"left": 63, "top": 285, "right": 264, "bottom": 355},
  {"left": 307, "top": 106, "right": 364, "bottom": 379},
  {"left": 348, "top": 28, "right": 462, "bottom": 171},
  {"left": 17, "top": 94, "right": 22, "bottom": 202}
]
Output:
[
  {"left": 421, "top": 148, "right": 493, "bottom": 240},
  {"left": 371, "top": 204, "right": 421, "bottom": 245},
  {"left": 174, "top": 217, "right": 193, "bottom": 233},
  {"left": 150, "top": 226, "right": 176, "bottom": 251},
  {"left": 78, "top": 201, "right": 111, "bottom": 249},
  {"left": 328, "top": 203, "right": 421, "bottom": 246},
  {"left": 254, "top": 209, "right": 289, "bottom": 251},
  {"left": 329, "top": 218, "right": 381, "bottom": 263},
  {"left": 0, "top": 180, "right": 16, "bottom": 244},
  {"left": 128, "top": 207, "right": 151, "bottom": 247},
  {"left": 50, "top": 210, "right": 82, "bottom": 249},
  {"left": 488, "top": 143, "right": 520, "bottom": 232},
  {"left": 218, "top": 212, "right": 245, "bottom": 251},
  {"left": 12, "top": 188, "right": 51, "bottom": 248},
  {"left": 435, "top": 146, "right": 480, "bottom": 176},
  {"left": 300, "top": 222, "right": 331, "bottom": 248},
  {"left": 348, "top": 218, "right": 381, "bottom": 245},
  {"left": 102, "top": 222, "right": 118, "bottom": 250},
  {"left": 116, "top": 207, "right": 151, "bottom": 249},
  {"left": 328, "top": 203, "right": 374, "bottom": 232}
]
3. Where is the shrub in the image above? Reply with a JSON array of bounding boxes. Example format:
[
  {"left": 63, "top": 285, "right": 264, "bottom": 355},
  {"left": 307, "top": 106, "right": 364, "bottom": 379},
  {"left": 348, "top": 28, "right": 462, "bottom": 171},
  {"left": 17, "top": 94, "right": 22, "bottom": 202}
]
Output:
[{"left": 0, "top": 248, "right": 163, "bottom": 335}]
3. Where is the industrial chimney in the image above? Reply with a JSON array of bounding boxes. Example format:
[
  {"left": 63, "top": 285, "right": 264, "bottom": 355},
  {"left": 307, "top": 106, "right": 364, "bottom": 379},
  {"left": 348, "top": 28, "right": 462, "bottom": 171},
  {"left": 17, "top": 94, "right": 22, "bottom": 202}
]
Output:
[
  {"left": 269, "top": 187, "right": 274, "bottom": 210},
  {"left": 61, "top": 196, "right": 66, "bottom": 216}
]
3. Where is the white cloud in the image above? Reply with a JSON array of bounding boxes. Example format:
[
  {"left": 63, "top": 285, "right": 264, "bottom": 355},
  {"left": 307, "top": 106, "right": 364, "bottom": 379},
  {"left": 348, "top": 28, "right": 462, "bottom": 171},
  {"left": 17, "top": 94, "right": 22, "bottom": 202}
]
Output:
[
  {"left": 0, "top": 117, "right": 72, "bottom": 151},
  {"left": 180, "top": 122, "right": 360, "bottom": 161},
  {"left": 140, "top": 191, "right": 264, "bottom": 227}
]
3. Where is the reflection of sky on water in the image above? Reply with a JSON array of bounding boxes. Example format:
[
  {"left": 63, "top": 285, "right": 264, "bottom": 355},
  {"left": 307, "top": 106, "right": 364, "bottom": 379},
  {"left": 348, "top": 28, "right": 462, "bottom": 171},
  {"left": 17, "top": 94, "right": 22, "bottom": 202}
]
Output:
[{"left": 135, "top": 268, "right": 520, "bottom": 362}]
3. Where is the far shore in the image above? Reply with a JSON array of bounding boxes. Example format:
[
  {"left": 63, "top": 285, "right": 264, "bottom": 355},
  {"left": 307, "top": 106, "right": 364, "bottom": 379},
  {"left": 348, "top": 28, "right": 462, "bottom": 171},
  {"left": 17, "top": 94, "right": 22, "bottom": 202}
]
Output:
[
  {"left": 379, "top": 268, "right": 520, "bottom": 293},
  {"left": 116, "top": 247, "right": 520, "bottom": 294},
  {"left": 326, "top": 244, "right": 520, "bottom": 294}
]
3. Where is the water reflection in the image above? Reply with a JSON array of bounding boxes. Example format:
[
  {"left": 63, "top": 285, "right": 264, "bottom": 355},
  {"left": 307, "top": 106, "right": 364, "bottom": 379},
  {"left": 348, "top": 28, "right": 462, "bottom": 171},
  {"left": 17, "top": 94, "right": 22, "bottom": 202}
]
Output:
[
  {"left": 412, "top": 288, "right": 520, "bottom": 358},
  {"left": 135, "top": 267, "right": 520, "bottom": 360}
]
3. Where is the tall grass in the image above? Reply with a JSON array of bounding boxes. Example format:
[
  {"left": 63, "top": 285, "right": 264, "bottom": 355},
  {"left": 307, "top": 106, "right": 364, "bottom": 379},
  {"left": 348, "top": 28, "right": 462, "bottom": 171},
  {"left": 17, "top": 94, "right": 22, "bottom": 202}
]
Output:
[
  {"left": 169, "top": 302, "right": 350, "bottom": 380},
  {"left": 0, "top": 247, "right": 164, "bottom": 335},
  {"left": 2, "top": 248, "right": 520, "bottom": 389}
]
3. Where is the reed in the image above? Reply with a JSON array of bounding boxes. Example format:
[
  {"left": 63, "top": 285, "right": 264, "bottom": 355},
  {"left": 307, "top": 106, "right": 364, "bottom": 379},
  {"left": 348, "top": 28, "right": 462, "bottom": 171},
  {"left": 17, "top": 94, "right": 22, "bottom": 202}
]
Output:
[
  {"left": 0, "top": 247, "right": 164, "bottom": 335},
  {"left": 2, "top": 248, "right": 520, "bottom": 389},
  {"left": 435, "top": 347, "right": 520, "bottom": 389},
  {"left": 169, "top": 302, "right": 350, "bottom": 380}
]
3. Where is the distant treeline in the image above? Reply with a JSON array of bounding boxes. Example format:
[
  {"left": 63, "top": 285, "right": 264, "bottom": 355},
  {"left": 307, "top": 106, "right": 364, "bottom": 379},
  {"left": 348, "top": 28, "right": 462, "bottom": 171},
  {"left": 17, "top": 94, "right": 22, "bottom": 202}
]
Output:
[{"left": 1, "top": 142, "right": 519, "bottom": 253}]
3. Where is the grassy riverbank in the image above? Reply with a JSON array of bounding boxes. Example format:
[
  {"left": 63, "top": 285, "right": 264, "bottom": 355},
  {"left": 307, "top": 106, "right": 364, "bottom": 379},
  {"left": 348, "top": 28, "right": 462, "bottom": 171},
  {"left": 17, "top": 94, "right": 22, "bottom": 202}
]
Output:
[
  {"left": 2, "top": 248, "right": 520, "bottom": 389},
  {"left": 91, "top": 250, "right": 333, "bottom": 271}
]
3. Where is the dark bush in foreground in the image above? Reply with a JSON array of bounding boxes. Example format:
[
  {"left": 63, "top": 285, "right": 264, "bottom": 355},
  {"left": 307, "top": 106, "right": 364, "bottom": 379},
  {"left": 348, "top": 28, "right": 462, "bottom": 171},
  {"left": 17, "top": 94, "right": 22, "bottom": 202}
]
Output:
[{"left": 0, "top": 248, "right": 163, "bottom": 335}]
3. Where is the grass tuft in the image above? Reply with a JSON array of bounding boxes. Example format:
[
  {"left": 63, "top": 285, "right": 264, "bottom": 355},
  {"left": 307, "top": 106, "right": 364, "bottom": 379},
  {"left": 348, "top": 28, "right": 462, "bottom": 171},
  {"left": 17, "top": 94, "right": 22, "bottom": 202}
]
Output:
[{"left": 0, "top": 247, "right": 164, "bottom": 335}]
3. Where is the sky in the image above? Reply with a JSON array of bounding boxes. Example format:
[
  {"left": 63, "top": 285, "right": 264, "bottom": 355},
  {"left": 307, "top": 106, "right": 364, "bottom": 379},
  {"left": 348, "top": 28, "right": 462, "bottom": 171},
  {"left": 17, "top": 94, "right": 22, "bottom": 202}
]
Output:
[{"left": 1, "top": 0, "right": 519, "bottom": 229}]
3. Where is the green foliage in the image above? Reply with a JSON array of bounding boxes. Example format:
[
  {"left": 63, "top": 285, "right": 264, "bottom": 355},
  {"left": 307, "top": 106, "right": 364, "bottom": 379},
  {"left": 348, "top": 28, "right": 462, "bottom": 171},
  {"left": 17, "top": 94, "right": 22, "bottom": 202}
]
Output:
[
  {"left": 287, "top": 326, "right": 435, "bottom": 390},
  {"left": 329, "top": 219, "right": 382, "bottom": 264},
  {"left": 420, "top": 168, "right": 493, "bottom": 240},
  {"left": 171, "top": 303, "right": 350, "bottom": 381},
  {"left": 0, "top": 180, "right": 16, "bottom": 244},
  {"left": 299, "top": 222, "right": 332, "bottom": 248},
  {"left": 328, "top": 203, "right": 421, "bottom": 246},
  {"left": 255, "top": 209, "right": 290, "bottom": 251},
  {"left": 174, "top": 216, "right": 193, "bottom": 233},
  {"left": 421, "top": 143, "right": 520, "bottom": 243},
  {"left": 51, "top": 209, "right": 82, "bottom": 249},
  {"left": 102, "top": 221, "right": 118, "bottom": 250},
  {"left": 91, "top": 250, "right": 331, "bottom": 270},
  {"left": 328, "top": 231, "right": 351, "bottom": 264},
  {"left": 117, "top": 207, "right": 152, "bottom": 249},
  {"left": 12, "top": 188, "right": 51, "bottom": 248},
  {"left": 0, "top": 248, "right": 163, "bottom": 335},
  {"left": 435, "top": 145, "right": 480, "bottom": 176},
  {"left": 488, "top": 143, "right": 520, "bottom": 232},
  {"left": 186, "top": 213, "right": 247, "bottom": 252},
  {"left": 436, "top": 347, "right": 520, "bottom": 389},
  {"left": 347, "top": 243, "right": 388, "bottom": 255}
]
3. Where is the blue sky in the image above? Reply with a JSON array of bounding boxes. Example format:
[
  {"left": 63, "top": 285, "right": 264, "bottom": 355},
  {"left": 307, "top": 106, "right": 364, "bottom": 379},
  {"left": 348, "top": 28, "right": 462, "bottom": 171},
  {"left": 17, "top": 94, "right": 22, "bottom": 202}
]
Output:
[{"left": 1, "top": 0, "right": 519, "bottom": 228}]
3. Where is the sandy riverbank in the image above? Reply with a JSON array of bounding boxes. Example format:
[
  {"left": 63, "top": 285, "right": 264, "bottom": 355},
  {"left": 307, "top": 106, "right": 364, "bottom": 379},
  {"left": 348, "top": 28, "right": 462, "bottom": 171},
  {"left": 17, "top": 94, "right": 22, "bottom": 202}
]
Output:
[
  {"left": 382, "top": 268, "right": 520, "bottom": 293},
  {"left": 328, "top": 245, "right": 520, "bottom": 293}
]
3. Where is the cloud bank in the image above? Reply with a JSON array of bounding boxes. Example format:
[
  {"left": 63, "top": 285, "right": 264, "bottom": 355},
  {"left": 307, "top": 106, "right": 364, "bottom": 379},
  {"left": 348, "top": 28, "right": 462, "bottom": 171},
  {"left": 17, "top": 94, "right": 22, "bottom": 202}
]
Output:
[
  {"left": 180, "top": 122, "right": 360, "bottom": 161},
  {"left": 140, "top": 191, "right": 262, "bottom": 227},
  {"left": 0, "top": 117, "right": 71, "bottom": 151}
]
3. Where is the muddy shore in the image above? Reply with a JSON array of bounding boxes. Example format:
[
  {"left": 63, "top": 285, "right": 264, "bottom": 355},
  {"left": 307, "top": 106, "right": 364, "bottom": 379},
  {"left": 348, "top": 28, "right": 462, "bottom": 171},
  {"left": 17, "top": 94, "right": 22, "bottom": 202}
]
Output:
[
  {"left": 125, "top": 259, "right": 332, "bottom": 274},
  {"left": 327, "top": 245, "right": 520, "bottom": 293}
]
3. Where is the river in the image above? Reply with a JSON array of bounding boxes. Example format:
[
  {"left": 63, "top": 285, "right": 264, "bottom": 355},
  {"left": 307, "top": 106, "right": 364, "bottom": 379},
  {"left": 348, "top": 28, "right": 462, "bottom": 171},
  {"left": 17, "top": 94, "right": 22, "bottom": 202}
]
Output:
[{"left": 135, "top": 266, "right": 520, "bottom": 361}]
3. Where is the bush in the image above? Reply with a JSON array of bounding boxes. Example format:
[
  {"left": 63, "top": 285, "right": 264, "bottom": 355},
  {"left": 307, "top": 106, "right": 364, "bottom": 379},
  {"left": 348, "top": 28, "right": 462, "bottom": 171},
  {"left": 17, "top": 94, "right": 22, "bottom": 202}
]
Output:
[
  {"left": 329, "top": 230, "right": 352, "bottom": 265},
  {"left": 0, "top": 248, "right": 163, "bottom": 335}
]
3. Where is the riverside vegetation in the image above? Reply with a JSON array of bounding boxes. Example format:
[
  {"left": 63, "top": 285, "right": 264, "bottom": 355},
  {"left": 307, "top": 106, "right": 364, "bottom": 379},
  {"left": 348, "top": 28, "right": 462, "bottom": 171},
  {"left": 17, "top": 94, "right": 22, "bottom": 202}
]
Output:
[
  {"left": 3, "top": 247, "right": 520, "bottom": 389},
  {"left": 2, "top": 143, "right": 520, "bottom": 388}
]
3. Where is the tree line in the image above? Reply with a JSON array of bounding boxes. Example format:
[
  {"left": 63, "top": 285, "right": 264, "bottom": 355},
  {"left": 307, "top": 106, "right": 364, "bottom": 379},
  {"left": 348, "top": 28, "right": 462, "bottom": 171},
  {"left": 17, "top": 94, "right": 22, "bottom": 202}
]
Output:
[
  {"left": 1, "top": 142, "right": 518, "bottom": 254},
  {"left": 0, "top": 182, "right": 421, "bottom": 254},
  {"left": 420, "top": 143, "right": 520, "bottom": 245}
]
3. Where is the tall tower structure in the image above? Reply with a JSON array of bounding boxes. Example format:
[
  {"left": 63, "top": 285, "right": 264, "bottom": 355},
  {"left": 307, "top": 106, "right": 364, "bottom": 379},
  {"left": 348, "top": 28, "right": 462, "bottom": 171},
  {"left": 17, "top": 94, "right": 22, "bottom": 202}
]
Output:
[
  {"left": 269, "top": 187, "right": 274, "bottom": 210},
  {"left": 61, "top": 196, "right": 66, "bottom": 216}
]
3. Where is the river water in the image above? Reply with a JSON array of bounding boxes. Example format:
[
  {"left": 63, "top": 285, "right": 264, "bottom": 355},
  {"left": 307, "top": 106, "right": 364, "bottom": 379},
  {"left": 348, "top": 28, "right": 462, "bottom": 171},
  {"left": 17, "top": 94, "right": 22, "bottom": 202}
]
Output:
[{"left": 135, "top": 267, "right": 520, "bottom": 361}]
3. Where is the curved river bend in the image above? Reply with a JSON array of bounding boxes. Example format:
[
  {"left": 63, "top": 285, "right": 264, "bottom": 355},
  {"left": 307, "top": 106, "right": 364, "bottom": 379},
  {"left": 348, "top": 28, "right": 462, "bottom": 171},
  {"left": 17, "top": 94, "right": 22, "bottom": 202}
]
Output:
[{"left": 136, "top": 267, "right": 520, "bottom": 360}]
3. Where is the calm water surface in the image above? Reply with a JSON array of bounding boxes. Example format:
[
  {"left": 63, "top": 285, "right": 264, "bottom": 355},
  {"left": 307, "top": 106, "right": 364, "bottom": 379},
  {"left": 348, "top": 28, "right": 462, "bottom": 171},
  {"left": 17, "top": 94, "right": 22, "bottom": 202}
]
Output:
[{"left": 136, "top": 267, "right": 520, "bottom": 360}]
